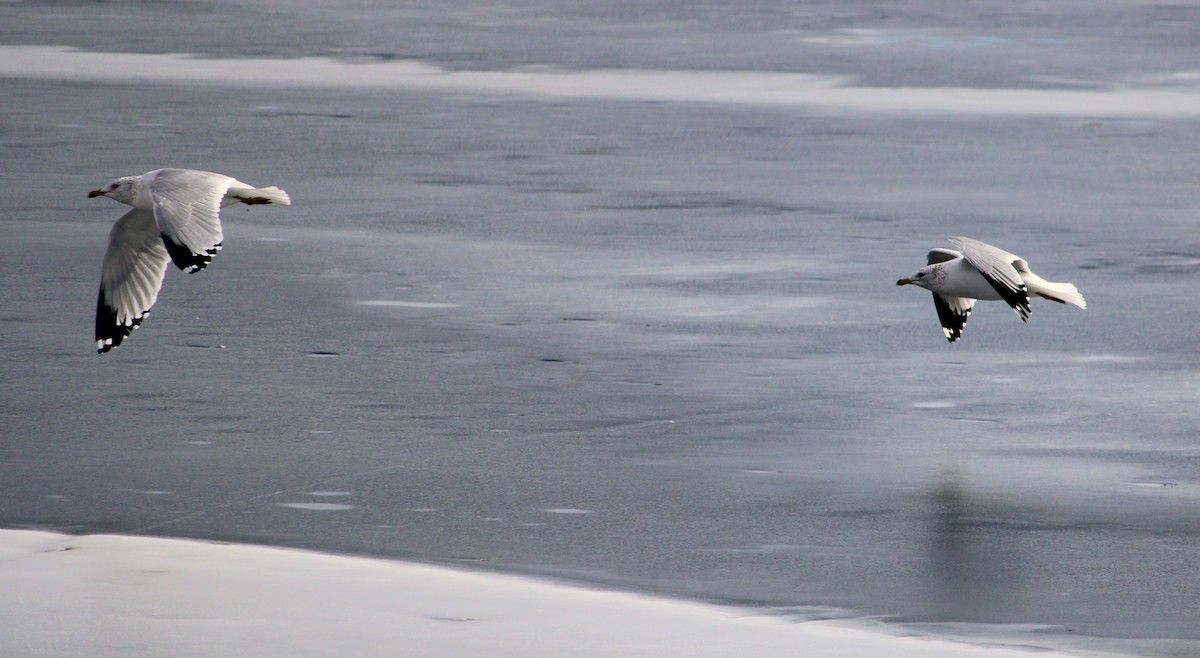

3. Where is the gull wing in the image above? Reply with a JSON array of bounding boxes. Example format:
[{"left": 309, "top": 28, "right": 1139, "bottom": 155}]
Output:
[
  {"left": 926, "top": 248, "right": 960, "bottom": 265},
  {"left": 932, "top": 293, "right": 974, "bottom": 343},
  {"left": 97, "top": 208, "right": 171, "bottom": 353},
  {"left": 948, "top": 236, "right": 1031, "bottom": 321},
  {"left": 147, "top": 168, "right": 233, "bottom": 273}
]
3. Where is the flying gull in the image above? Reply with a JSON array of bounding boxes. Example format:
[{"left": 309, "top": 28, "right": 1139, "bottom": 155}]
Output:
[
  {"left": 896, "top": 236, "right": 1085, "bottom": 342},
  {"left": 89, "top": 168, "right": 290, "bottom": 353}
]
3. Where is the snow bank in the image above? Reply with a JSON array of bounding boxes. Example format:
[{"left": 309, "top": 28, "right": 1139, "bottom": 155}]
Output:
[
  {"left": 0, "top": 529, "right": 1090, "bottom": 658},
  {"left": 2, "top": 45, "right": 1199, "bottom": 117}
]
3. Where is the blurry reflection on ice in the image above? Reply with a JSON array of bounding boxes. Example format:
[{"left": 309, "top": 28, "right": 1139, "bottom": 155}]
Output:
[{"left": 925, "top": 469, "right": 1024, "bottom": 622}]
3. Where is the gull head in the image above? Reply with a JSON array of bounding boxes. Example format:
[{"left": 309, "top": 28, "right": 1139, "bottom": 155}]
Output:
[
  {"left": 88, "top": 176, "right": 139, "bottom": 204},
  {"left": 897, "top": 266, "right": 936, "bottom": 290}
]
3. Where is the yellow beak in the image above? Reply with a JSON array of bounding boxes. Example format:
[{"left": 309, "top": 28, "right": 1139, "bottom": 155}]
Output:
[
  {"left": 896, "top": 278, "right": 912, "bottom": 286},
  {"left": 88, "top": 189, "right": 106, "bottom": 198}
]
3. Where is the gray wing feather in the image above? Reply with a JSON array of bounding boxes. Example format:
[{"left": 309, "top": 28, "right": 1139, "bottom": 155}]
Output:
[
  {"left": 948, "top": 236, "right": 1031, "bottom": 321},
  {"left": 148, "top": 168, "right": 233, "bottom": 272},
  {"left": 97, "top": 208, "right": 170, "bottom": 352}
]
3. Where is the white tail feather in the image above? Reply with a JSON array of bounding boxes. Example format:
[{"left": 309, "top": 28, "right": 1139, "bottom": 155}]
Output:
[
  {"left": 249, "top": 185, "right": 291, "bottom": 205},
  {"left": 1023, "top": 272, "right": 1086, "bottom": 309},
  {"left": 228, "top": 184, "right": 291, "bottom": 206}
]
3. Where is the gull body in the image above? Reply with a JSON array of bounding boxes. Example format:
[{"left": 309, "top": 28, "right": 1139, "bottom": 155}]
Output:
[
  {"left": 916, "top": 256, "right": 1007, "bottom": 301},
  {"left": 89, "top": 168, "right": 290, "bottom": 353},
  {"left": 896, "top": 236, "right": 1085, "bottom": 342}
]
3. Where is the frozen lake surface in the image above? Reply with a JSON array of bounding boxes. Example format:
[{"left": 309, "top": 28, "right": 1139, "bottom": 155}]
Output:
[{"left": 2, "top": 1, "right": 1199, "bottom": 655}]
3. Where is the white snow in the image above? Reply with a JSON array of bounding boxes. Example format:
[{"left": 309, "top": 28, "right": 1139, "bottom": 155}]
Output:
[
  {"left": 3, "top": 45, "right": 1200, "bottom": 117},
  {"left": 0, "top": 529, "right": 1098, "bottom": 658}
]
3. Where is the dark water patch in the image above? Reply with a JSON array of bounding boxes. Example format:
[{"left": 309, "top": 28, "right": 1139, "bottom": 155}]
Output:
[
  {"left": 825, "top": 508, "right": 896, "bottom": 519},
  {"left": 596, "top": 194, "right": 802, "bottom": 215},
  {"left": 517, "top": 181, "right": 595, "bottom": 194},
  {"left": 430, "top": 616, "right": 478, "bottom": 622},
  {"left": 207, "top": 427, "right": 254, "bottom": 435},
  {"left": 1136, "top": 250, "right": 1200, "bottom": 275},
  {"left": 349, "top": 401, "right": 406, "bottom": 411},
  {"left": 1077, "top": 257, "right": 1119, "bottom": 271},
  {"left": 414, "top": 174, "right": 506, "bottom": 188},
  {"left": 850, "top": 212, "right": 895, "bottom": 223},
  {"left": 444, "top": 555, "right": 491, "bottom": 563},
  {"left": 571, "top": 145, "right": 621, "bottom": 156},
  {"left": 113, "top": 391, "right": 175, "bottom": 401},
  {"left": 190, "top": 413, "right": 254, "bottom": 424},
  {"left": 251, "top": 107, "right": 355, "bottom": 119}
]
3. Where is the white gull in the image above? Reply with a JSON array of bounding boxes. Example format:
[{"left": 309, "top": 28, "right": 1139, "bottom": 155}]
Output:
[
  {"left": 89, "top": 168, "right": 290, "bottom": 353},
  {"left": 897, "top": 237, "right": 1086, "bottom": 342}
]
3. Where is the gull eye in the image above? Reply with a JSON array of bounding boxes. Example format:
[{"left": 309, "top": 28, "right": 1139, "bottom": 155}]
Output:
[{"left": 916, "top": 272, "right": 925, "bottom": 278}]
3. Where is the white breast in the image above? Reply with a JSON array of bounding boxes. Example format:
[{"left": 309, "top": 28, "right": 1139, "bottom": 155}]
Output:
[{"left": 936, "top": 259, "right": 1004, "bottom": 300}]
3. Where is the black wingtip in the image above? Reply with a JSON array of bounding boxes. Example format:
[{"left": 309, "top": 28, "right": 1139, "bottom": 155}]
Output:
[
  {"left": 96, "top": 291, "right": 126, "bottom": 354},
  {"left": 1015, "top": 296, "right": 1032, "bottom": 323},
  {"left": 162, "top": 234, "right": 222, "bottom": 273},
  {"left": 989, "top": 278, "right": 1030, "bottom": 322},
  {"left": 95, "top": 289, "right": 148, "bottom": 354},
  {"left": 932, "top": 293, "right": 970, "bottom": 344}
]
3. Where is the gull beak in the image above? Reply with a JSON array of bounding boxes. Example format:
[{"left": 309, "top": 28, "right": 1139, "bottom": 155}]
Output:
[
  {"left": 896, "top": 278, "right": 912, "bottom": 286},
  {"left": 88, "top": 189, "right": 106, "bottom": 198}
]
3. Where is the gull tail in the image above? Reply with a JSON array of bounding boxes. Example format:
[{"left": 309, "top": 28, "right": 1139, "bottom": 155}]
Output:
[
  {"left": 1023, "top": 272, "right": 1086, "bottom": 309},
  {"left": 232, "top": 185, "right": 291, "bottom": 206}
]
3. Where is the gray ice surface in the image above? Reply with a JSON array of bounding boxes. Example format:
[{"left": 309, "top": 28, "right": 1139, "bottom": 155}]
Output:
[{"left": 2, "top": 1, "right": 1200, "bottom": 655}]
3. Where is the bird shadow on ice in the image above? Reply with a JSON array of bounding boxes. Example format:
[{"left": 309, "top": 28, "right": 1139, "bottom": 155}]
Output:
[{"left": 921, "top": 468, "right": 1028, "bottom": 623}]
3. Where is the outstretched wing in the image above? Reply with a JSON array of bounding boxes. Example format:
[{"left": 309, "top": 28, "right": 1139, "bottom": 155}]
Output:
[
  {"left": 932, "top": 293, "right": 974, "bottom": 343},
  {"left": 949, "top": 236, "right": 1030, "bottom": 321},
  {"left": 147, "top": 168, "right": 234, "bottom": 273},
  {"left": 97, "top": 208, "right": 171, "bottom": 353}
]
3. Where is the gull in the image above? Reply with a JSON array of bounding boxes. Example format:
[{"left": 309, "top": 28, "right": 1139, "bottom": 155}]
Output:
[
  {"left": 89, "top": 168, "right": 290, "bottom": 353},
  {"left": 896, "top": 236, "right": 1086, "bottom": 342}
]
